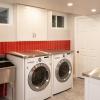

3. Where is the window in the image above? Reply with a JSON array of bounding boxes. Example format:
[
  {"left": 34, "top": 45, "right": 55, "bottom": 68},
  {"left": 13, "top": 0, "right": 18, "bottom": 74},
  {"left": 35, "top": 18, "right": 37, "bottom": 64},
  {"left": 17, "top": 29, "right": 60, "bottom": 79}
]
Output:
[
  {"left": 57, "top": 16, "right": 64, "bottom": 27},
  {"left": 52, "top": 15, "right": 56, "bottom": 27},
  {"left": 52, "top": 15, "right": 64, "bottom": 28},
  {"left": 0, "top": 3, "right": 13, "bottom": 25},
  {"left": 0, "top": 7, "right": 9, "bottom": 24}
]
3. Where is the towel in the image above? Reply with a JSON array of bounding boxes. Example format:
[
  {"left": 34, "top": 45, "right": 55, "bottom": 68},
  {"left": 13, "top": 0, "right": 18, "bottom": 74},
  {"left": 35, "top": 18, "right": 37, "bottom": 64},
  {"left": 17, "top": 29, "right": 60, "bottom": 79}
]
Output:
[{"left": 0, "top": 84, "right": 7, "bottom": 96}]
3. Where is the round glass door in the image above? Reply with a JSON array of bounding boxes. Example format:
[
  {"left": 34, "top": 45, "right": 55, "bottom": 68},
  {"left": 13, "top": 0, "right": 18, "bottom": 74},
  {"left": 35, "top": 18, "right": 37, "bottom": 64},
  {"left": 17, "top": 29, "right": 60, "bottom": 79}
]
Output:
[
  {"left": 28, "top": 63, "right": 50, "bottom": 91},
  {"left": 56, "top": 59, "right": 72, "bottom": 82}
]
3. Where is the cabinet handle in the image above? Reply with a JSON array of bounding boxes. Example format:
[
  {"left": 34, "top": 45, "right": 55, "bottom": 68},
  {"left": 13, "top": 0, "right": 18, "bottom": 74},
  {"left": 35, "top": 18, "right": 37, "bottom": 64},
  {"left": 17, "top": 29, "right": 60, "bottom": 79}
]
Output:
[
  {"left": 33, "top": 33, "right": 35, "bottom": 38},
  {"left": 33, "top": 33, "right": 36, "bottom": 38},
  {"left": 33, "top": 33, "right": 34, "bottom": 38},
  {"left": 35, "top": 33, "right": 36, "bottom": 38}
]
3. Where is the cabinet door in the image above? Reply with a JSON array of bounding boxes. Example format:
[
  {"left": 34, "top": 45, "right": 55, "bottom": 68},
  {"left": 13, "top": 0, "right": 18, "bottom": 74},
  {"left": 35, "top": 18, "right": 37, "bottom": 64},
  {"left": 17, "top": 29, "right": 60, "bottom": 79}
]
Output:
[
  {"left": 17, "top": 5, "right": 47, "bottom": 41},
  {"left": 47, "top": 11, "right": 68, "bottom": 40}
]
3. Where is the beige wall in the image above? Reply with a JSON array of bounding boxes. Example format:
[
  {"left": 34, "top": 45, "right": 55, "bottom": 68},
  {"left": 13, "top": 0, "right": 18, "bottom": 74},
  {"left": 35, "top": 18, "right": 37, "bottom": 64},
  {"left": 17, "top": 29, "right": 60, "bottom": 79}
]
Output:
[
  {"left": 67, "top": 15, "right": 75, "bottom": 77},
  {"left": 0, "top": 3, "right": 16, "bottom": 42},
  {"left": 0, "top": 3, "right": 75, "bottom": 42},
  {"left": 67, "top": 15, "right": 75, "bottom": 50}
]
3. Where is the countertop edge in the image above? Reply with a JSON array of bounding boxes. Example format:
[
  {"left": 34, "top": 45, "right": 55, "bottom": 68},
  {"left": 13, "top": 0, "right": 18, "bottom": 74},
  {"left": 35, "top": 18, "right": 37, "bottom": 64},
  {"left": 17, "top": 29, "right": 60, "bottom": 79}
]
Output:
[{"left": 82, "top": 68, "right": 100, "bottom": 80}]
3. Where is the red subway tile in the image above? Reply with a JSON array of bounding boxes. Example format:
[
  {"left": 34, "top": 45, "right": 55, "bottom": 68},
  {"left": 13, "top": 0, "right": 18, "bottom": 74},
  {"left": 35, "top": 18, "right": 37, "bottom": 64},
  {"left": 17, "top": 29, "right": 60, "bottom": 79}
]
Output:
[{"left": 0, "top": 40, "right": 70, "bottom": 54}]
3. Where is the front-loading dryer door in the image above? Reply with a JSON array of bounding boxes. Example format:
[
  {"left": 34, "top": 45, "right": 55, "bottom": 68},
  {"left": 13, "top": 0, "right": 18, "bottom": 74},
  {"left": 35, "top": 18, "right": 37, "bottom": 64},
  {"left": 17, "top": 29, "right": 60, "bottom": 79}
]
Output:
[
  {"left": 55, "top": 59, "right": 72, "bottom": 82},
  {"left": 28, "top": 63, "right": 50, "bottom": 91}
]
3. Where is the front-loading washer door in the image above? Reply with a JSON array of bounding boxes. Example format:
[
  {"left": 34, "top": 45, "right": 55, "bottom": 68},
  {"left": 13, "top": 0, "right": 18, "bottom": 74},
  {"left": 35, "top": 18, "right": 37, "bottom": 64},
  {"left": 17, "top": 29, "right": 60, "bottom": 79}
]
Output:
[
  {"left": 28, "top": 63, "right": 50, "bottom": 91},
  {"left": 55, "top": 59, "right": 72, "bottom": 82}
]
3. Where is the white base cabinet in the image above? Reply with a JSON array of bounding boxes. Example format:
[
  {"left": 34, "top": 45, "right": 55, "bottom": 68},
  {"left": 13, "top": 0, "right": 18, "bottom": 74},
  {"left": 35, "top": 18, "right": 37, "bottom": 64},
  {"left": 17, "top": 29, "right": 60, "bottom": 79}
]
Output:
[
  {"left": 17, "top": 5, "right": 47, "bottom": 41},
  {"left": 85, "top": 77, "right": 100, "bottom": 100}
]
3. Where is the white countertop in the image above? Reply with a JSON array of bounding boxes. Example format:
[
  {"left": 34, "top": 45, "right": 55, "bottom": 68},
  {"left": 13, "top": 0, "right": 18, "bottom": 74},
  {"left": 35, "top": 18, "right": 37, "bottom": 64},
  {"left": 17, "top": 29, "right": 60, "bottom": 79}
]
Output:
[{"left": 83, "top": 68, "right": 100, "bottom": 80}]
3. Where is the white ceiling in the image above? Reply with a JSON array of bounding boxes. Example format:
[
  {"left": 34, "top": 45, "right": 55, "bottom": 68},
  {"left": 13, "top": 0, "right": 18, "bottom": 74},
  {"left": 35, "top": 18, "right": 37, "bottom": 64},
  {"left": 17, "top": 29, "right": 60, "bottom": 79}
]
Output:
[{"left": 0, "top": 0, "right": 100, "bottom": 15}]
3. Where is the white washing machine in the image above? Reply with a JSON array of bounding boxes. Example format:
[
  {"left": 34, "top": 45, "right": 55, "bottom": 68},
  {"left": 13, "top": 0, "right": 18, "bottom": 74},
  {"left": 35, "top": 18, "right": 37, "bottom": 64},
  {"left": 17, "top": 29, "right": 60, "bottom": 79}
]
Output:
[
  {"left": 7, "top": 50, "right": 52, "bottom": 100},
  {"left": 40, "top": 50, "right": 73, "bottom": 95}
]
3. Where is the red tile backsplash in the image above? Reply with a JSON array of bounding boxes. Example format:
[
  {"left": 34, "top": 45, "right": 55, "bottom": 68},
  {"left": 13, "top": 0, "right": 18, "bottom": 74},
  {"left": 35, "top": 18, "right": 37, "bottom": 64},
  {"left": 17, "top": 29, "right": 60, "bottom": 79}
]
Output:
[
  {"left": 0, "top": 40, "right": 70, "bottom": 55},
  {"left": 0, "top": 42, "right": 3, "bottom": 55},
  {"left": 0, "top": 40, "right": 70, "bottom": 96}
]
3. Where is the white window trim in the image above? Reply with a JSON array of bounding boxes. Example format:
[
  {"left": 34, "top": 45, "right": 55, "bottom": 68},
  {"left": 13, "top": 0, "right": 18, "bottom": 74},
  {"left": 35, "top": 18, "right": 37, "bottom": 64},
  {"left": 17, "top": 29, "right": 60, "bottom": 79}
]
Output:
[
  {"left": 0, "top": 3, "right": 13, "bottom": 25},
  {"left": 52, "top": 11, "right": 67, "bottom": 29}
]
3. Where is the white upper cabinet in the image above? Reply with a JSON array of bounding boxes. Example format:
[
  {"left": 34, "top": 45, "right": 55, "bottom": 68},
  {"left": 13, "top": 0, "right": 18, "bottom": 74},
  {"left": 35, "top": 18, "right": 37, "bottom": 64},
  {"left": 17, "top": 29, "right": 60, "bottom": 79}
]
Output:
[
  {"left": 0, "top": 3, "right": 16, "bottom": 42},
  {"left": 47, "top": 11, "right": 68, "bottom": 40},
  {"left": 16, "top": 5, "right": 47, "bottom": 41}
]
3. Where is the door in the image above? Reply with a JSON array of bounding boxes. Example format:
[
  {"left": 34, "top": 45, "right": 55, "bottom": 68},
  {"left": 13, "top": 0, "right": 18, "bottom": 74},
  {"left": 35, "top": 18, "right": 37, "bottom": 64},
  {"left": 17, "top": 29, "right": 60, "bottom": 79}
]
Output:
[
  {"left": 28, "top": 63, "right": 50, "bottom": 91},
  {"left": 55, "top": 59, "right": 72, "bottom": 82},
  {"left": 75, "top": 16, "right": 100, "bottom": 78},
  {"left": 17, "top": 5, "right": 47, "bottom": 41}
]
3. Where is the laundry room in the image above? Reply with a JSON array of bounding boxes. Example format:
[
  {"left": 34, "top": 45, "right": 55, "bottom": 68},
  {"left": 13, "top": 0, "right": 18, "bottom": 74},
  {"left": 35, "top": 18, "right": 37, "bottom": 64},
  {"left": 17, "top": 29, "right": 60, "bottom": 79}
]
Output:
[{"left": 0, "top": 0, "right": 100, "bottom": 100}]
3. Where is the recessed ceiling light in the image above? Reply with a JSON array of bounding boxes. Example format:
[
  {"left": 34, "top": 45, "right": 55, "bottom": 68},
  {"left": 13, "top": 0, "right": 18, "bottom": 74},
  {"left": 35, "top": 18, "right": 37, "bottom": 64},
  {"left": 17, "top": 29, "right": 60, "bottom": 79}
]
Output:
[
  {"left": 67, "top": 3, "right": 73, "bottom": 7},
  {"left": 91, "top": 9, "right": 97, "bottom": 12}
]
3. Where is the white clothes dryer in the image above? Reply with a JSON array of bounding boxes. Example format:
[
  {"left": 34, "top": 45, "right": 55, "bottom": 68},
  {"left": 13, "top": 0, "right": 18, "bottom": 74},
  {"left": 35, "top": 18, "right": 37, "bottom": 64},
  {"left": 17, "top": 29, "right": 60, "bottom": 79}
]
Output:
[
  {"left": 40, "top": 50, "right": 73, "bottom": 95},
  {"left": 53, "top": 52, "right": 73, "bottom": 94},
  {"left": 7, "top": 50, "right": 52, "bottom": 100}
]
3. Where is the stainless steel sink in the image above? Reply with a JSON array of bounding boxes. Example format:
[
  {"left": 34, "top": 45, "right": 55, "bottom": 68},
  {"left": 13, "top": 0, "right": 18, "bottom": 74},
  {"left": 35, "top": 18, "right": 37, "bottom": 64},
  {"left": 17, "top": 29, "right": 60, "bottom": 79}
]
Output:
[
  {"left": 0, "top": 66, "right": 15, "bottom": 84},
  {"left": 0, "top": 56, "right": 16, "bottom": 100},
  {"left": 0, "top": 57, "right": 15, "bottom": 84}
]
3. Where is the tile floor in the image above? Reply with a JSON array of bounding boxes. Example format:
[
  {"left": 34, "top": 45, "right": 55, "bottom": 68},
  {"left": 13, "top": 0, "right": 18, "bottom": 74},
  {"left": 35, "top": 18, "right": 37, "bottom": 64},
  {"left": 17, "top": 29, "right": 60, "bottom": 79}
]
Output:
[
  {"left": 48, "top": 78, "right": 84, "bottom": 100},
  {"left": 0, "top": 78, "right": 84, "bottom": 100}
]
